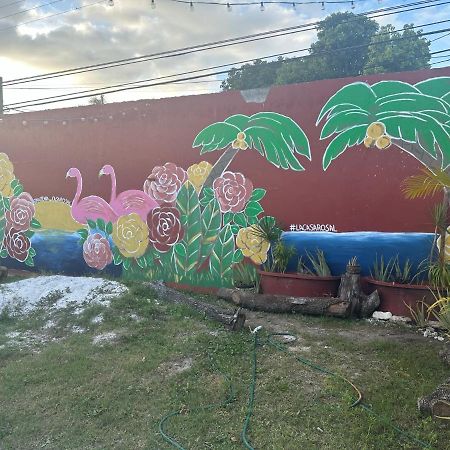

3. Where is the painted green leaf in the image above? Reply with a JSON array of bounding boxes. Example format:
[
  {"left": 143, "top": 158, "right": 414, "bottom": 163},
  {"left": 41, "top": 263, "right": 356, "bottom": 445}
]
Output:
[
  {"left": 87, "top": 219, "right": 96, "bottom": 230},
  {"left": 210, "top": 225, "right": 235, "bottom": 280},
  {"left": 136, "top": 256, "right": 147, "bottom": 269},
  {"left": 233, "top": 212, "right": 247, "bottom": 228},
  {"left": 13, "top": 184, "right": 23, "bottom": 197},
  {"left": 192, "top": 122, "right": 240, "bottom": 153},
  {"left": 415, "top": 77, "right": 450, "bottom": 99},
  {"left": 30, "top": 218, "right": 41, "bottom": 229},
  {"left": 0, "top": 218, "right": 5, "bottom": 245},
  {"left": 77, "top": 228, "right": 88, "bottom": 241},
  {"left": 224, "top": 114, "right": 250, "bottom": 129},
  {"left": 198, "top": 197, "right": 221, "bottom": 268},
  {"left": 175, "top": 182, "right": 202, "bottom": 274},
  {"left": 320, "top": 110, "right": 370, "bottom": 140},
  {"left": 233, "top": 249, "right": 244, "bottom": 263},
  {"left": 250, "top": 188, "right": 266, "bottom": 202},
  {"left": 112, "top": 247, "right": 123, "bottom": 265},
  {"left": 230, "top": 224, "right": 240, "bottom": 234},
  {"left": 174, "top": 242, "right": 187, "bottom": 258},
  {"left": 3, "top": 197, "right": 10, "bottom": 210},
  {"left": 247, "top": 216, "right": 259, "bottom": 225},
  {"left": 322, "top": 125, "right": 367, "bottom": 170},
  {"left": 25, "top": 256, "right": 34, "bottom": 267},
  {"left": 122, "top": 258, "right": 131, "bottom": 271},
  {"left": 29, "top": 247, "right": 36, "bottom": 257},
  {"left": 376, "top": 93, "right": 449, "bottom": 114},
  {"left": 106, "top": 221, "right": 113, "bottom": 235},
  {"left": 96, "top": 218, "right": 106, "bottom": 232},
  {"left": 259, "top": 215, "right": 276, "bottom": 228},
  {"left": 199, "top": 187, "right": 215, "bottom": 206},
  {"left": 25, "top": 230, "right": 34, "bottom": 239},
  {"left": 371, "top": 80, "right": 419, "bottom": 98},
  {"left": 317, "top": 83, "right": 377, "bottom": 124},
  {"left": 245, "top": 201, "right": 264, "bottom": 218},
  {"left": 0, "top": 248, "right": 7, "bottom": 258},
  {"left": 223, "top": 212, "right": 233, "bottom": 225},
  {"left": 0, "top": 194, "right": 4, "bottom": 217},
  {"left": 10, "top": 179, "right": 19, "bottom": 189}
]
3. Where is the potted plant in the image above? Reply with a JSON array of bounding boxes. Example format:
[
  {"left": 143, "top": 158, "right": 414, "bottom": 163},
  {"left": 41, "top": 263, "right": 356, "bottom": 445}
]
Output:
[
  {"left": 366, "top": 255, "right": 436, "bottom": 317},
  {"left": 254, "top": 219, "right": 341, "bottom": 297}
]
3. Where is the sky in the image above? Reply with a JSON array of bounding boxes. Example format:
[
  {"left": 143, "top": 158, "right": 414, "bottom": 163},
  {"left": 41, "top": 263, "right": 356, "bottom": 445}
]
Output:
[{"left": 0, "top": 0, "right": 449, "bottom": 112}]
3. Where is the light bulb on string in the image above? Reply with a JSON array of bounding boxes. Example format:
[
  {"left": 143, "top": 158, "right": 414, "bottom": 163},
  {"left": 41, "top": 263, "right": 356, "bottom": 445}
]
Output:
[
  {"left": 321, "top": 1, "right": 325, "bottom": 10},
  {"left": 260, "top": 1, "right": 265, "bottom": 11},
  {"left": 351, "top": 0, "right": 355, "bottom": 9},
  {"left": 292, "top": 2, "right": 296, "bottom": 9},
  {"left": 151, "top": 0, "right": 156, "bottom": 9},
  {"left": 227, "top": 2, "right": 232, "bottom": 11},
  {"left": 107, "top": 0, "right": 114, "bottom": 6},
  {"left": 190, "top": 1, "right": 194, "bottom": 11}
]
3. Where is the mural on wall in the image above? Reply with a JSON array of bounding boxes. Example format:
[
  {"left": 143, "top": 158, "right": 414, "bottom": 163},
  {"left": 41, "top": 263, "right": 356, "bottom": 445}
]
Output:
[
  {"left": 67, "top": 112, "right": 311, "bottom": 286},
  {"left": 0, "top": 153, "right": 41, "bottom": 266},
  {"left": 2, "top": 76, "right": 449, "bottom": 285},
  {"left": 316, "top": 77, "right": 450, "bottom": 171}
]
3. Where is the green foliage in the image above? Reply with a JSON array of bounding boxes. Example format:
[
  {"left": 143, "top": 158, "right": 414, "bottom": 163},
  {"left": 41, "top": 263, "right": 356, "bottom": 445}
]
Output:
[
  {"left": 233, "top": 261, "right": 258, "bottom": 288},
  {"left": 370, "top": 255, "right": 394, "bottom": 282},
  {"left": 298, "top": 249, "right": 332, "bottom": 277},
  {"left": 371, "top": 255, "right": 414, "bottom": 284},
  {"left": 193, "top": 112, "right": 310, "bottom": 171},
  {"left": 198, "top": 197, "right": 221, "bottom": 268},
  {"left": 363, "top": 25, "right": 430, "bottom": 75},
  {"left": 221, "top": 58, "right": 284, "bottom": 91},
  {"left": 209, "top": 225, "right": 235, "bottom": 280},
  {"left": 175, "top": 182, "right": 202, "bottom": 275},
  {"left": 270, "top": 242, "right": 296, "bottom": 273},
  {"left": 404, "top": 300, "right": 431, "bottom": 328}
]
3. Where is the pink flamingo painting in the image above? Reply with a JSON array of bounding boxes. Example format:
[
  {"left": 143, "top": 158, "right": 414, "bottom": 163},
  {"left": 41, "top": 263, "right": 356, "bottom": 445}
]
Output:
[
  {"left": 66, "top": 168, "right": 119, "bottom": 225},
  {"left": 99, "top": 164, "right": 159, "bottom": 221}
]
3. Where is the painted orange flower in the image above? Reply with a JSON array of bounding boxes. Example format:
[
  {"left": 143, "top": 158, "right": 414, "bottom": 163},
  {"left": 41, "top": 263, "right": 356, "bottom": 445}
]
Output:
[{"left": 236, "top": 225, "right": 270, "bottom": 264}]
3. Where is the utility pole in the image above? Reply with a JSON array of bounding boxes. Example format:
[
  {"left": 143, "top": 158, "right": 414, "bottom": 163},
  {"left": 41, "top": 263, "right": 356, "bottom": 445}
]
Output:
[{"left": 0, "top": 77, "right": 3, "bottom": 114}]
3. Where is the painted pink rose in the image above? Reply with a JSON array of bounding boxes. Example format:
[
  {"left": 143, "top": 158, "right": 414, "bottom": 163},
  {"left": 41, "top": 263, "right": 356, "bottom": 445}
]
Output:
[
  {"left": 3, "top": 227, "right": 31, "bottom": 262},
  {"left": 148, "top": 205, "right": 184, "bottom": 253},
  {"left": 143, "top": 162, "right": 187, "bottom": 204},
  {"left": 213, "top": 171, "right": 253, "bottom": 213},
  {"left": 5, "top": 192, "right": 35, "bottom": 231},
  {"left": 83, "top": 233, "right": 113, "bottom": 270}
]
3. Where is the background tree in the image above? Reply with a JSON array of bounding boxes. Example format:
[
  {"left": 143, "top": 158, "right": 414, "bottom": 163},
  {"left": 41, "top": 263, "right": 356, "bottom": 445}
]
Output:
[
  {"left": 221, "top": 58, "right": 283, "bottom": 91},
  {"left": 222, "top": 13, "right": 432, "bottom": 91},
  {"left": 88, "top": 94, "right": 106, "bottom": 105},
  {"left": 363, "top": 24, "right": 430, "bottom": 74}
]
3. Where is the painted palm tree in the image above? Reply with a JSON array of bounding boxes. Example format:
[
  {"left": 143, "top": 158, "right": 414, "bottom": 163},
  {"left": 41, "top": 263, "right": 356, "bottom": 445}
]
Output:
[
  {"left": 316, "top": 77, "right": 450, "bottom": 172},
  {"left": 192, "top": 112, "right": 310, "bottom": 188}
]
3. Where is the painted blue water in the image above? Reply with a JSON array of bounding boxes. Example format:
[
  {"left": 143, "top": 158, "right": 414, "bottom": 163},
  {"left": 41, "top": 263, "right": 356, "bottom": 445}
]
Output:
[
  {"left": 4, "top": 230, "right": 122, "bottom": 277},
  {"left": 282, "top": 231, "right": 435, "bottom": 277},
  {"left": 3, "top": 230, "right": 435, "bottom": 280}
]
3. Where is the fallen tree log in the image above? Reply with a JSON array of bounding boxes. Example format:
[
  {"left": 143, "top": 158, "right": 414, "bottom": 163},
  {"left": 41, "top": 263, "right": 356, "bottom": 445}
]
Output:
[
  {"left": 147, "top": 281, "right": 246, "bottom": 331},
  {"left": 418, "top": 376, "right": 450, "bottom": 419},
  {"left": 217, "top": 262, "right": 379, "bottom": 318}
]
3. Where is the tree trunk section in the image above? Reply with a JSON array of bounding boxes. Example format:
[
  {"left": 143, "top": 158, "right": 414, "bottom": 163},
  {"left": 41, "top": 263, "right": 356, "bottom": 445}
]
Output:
[
  {"left": 148, "top": 282, "right": 246, "bottom": 331},
  {"left": 202, "top": 147, "right": 240, "bottom": 189},
  {"left": 392, "top": 139, "right": 443, "bottom": 172},
  {"left": 217, "top": 263, "right": 379, "bottom": 318}
]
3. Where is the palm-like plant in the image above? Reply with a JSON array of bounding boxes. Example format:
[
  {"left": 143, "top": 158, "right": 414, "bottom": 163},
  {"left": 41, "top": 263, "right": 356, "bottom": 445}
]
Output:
[
  {"left": 316, "top": 77, "right": 450, "bottom": 171},
  {"left": 192, "top": 112, "right": 310, "bottom": 188}
]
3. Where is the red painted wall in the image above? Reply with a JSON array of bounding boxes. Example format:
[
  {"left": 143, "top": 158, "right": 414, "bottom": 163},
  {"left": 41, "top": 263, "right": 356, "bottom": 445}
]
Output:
[{"left": 2, "top": 66, "right": 449, "bottom": 233}]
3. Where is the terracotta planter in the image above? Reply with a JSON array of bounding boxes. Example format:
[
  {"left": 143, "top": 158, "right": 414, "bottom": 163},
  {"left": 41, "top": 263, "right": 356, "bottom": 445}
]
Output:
[
  {"left": 258, "top": 270, "right": 340, "bottom": 297},
  {"left": 366, "top": 278, "right": 436, "bottom": 317}
]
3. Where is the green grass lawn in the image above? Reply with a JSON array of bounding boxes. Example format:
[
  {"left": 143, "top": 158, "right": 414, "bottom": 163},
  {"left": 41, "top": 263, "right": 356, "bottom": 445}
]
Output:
[{"left": 0, "top": 281, "right": 449, "bottom": 449}]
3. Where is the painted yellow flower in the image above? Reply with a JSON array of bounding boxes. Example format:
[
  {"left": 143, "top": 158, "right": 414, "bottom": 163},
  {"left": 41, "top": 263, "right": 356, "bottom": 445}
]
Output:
[
  {"left": 0, "top": 153, "right": 15, "bottom": 197},
  {"left": 437, "top": 227, "right": 450, "bottom": 262},
  {"left": 112, "top": 213, "right": 149, "bottom": 258},
  {"left": 236, "top": 225, "right": 270, "bottom": 264},
  {"left": 187, "top": 161, "right": 213, "bottom": 192}
]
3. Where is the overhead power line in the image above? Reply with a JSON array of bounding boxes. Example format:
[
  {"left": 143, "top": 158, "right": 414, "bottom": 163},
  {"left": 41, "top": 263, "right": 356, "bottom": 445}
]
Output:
[
  {"left": 0, "top": 0, "right": 109, "bottom": 33},
  {"left": 0, "top": 0, "right": 27, "bottom": 10},
  {"left": 5, "top": 25, "right": 450, "bottom": 110},
  {"left": 3, "top": 0, "right": 446, "bottom": 85},
  {"left": 0, "top": 0, "right": 66, "bottom": 20}
]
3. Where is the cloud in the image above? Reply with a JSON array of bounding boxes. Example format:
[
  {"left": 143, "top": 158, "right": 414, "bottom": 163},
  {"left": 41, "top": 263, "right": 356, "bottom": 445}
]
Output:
[{"left": 1, "top": 0, "right": 448, "bottom": 110}]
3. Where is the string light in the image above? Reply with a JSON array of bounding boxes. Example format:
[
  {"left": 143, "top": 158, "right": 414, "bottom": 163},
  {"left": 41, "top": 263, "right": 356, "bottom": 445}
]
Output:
[
  {"left": 260, "top": 1, "right": 265, "bottom": 11},
  {"left": 227, "top": 2, "right": 232, "bottom": 11},
  {"left": 351, "top": 0, "right": 355, "bottom": 8},
  {"left": 151, "top": 0, "right": 156, "bottom": 8},
  {"left": 190, "top": 1, "right": 194, "bottom": 10},
  {"left": 107, "top": 0, "right": 114, "bottom": 6},
  {"left": 321, "top": 1, "right": 324, "bottom": 9},
  {"left": 292, "top": 2, "right": 296, "bottom": 9}
]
